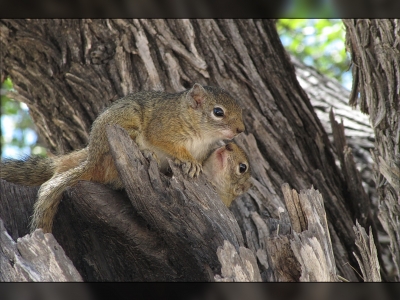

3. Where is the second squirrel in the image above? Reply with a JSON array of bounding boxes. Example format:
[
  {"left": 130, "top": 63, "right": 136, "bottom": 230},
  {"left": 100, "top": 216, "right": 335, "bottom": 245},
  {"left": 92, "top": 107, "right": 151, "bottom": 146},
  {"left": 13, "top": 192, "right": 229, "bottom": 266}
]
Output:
[{"left": 203, "top": 142, "right": 252, "bottom": 207}]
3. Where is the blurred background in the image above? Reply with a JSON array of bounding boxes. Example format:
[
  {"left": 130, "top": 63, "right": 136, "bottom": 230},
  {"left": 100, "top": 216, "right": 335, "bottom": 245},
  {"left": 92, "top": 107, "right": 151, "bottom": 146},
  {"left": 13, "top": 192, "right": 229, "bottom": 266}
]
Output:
[{"left": 0, "top": 18, "right": 351, "bottom": 159}]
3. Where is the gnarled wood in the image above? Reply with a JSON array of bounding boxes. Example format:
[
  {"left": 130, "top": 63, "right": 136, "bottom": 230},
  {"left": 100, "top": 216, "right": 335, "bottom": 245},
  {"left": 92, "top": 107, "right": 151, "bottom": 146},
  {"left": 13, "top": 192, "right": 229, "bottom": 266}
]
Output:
[
  {"left": 283, "top": 184, "right": 338, "bottom": 282},
  {"left": 214, "top": 240, "right": 262, "bottom": 282},
  {"left": 0, "top": 219, "right": 82, "bottom": 282},
  {"left": 353, "top": 221, "right": 381, "bottom": 282},
  {"left": 343, "top": 18, "right": 400, "bottom": 281},
  {"left": 0, "top": 179, "right": 38, "bottom": 241}
]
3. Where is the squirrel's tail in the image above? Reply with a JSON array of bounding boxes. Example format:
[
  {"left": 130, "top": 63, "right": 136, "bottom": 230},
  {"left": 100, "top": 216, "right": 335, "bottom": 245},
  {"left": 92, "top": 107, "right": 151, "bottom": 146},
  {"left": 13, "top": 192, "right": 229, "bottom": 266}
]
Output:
[
  {"left": 0, "top": 156, "right": 55, "bottom": 186},
  {"left": 31, "top": 162, "right": 89, "bottom": 233}
]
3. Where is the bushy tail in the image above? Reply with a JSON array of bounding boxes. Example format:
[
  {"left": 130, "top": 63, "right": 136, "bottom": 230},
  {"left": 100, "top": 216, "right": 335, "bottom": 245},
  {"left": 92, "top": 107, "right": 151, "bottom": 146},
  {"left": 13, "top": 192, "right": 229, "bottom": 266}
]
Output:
[
  {"left": 0, "top": 156, "right": 55, "bottom": 186},
  {"left": 31, "top": 162, "right": 89, "bottom": 233}
]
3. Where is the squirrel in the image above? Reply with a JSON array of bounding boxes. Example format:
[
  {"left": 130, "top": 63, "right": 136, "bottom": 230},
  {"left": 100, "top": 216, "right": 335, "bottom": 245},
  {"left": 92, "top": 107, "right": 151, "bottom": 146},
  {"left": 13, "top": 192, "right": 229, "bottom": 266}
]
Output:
[
  {"left": 1, "top": 83, "right": 245, "bottom": 233},
  {"left": 203, "top": 142, "right": 252, "bottom": 207}
]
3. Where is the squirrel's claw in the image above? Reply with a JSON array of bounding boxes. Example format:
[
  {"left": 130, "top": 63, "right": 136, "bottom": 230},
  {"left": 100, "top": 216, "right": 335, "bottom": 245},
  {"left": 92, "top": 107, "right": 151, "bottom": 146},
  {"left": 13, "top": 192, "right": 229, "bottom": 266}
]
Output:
[
  {"left": 188, "top": 161, "right": 202, "bottom": 178},
  {"left": 193, "top": 163, "right": 203, "bottom": 178},
  {"left": 174, "top": 159, "right": 202, "bottom": 178}
]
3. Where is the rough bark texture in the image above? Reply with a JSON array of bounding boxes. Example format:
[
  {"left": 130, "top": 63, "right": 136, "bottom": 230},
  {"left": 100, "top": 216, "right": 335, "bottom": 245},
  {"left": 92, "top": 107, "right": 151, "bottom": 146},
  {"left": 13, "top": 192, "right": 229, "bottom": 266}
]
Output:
[
  {"left": 343, "top": 19, "right": 400, "bottom": 281},
  {"left": 291, "top": 55, "right": 376, "bottom": 201},
  {"left": 353, "top": 221, "right": 381, "bottom": 282},
  {"left": 0, "top": 19, "right": 393, "bottom": 281},
  {"left": 0, "top": 180, "right": 37, "bottom": 241},
  {"left": 283, "top": 184, "right": 338, "bottom": 282},
  {"left": 214, "top": 240, "right": 262, "bottom": 282},
  {"left": 248, "top": 183, "right": 339, "bottom": 282},
  {"left": 0, "top": 219, "right": 82, "bottom": 282},
  {"left": 292, "top": 48, "right": 392, "bottom": 282}
]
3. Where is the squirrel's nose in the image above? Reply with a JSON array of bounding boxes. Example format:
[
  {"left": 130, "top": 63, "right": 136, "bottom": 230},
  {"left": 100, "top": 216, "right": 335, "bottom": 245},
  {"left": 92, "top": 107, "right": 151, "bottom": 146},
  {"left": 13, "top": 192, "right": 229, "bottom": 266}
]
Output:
[{"left": 236, "top": 125, "right": 245, "bottom": 134}]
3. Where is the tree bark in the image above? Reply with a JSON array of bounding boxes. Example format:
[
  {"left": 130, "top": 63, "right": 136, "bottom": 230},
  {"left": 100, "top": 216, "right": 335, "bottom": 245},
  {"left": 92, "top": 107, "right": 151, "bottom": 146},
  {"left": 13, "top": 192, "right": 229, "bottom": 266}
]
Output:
[
  {"left": 0, "top": 19, "right": 393, "bottom": 281},
  {"left": 290, "top": 55, "right": 376, "bottom": 201},
  {"left": 343, "top": 19, "right": 400, "bottom": 281},
  {"left": 0, "top": 218, "right": 82, "bottom": 282},
  {"left": 353, "top": 221, "right": 381, "bottom": 282}
]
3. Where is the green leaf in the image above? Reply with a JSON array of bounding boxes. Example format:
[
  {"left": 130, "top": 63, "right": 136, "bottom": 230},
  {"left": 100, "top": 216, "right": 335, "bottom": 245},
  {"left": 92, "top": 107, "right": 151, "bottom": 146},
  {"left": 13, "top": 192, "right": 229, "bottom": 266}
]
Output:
[
  {"left": 1, "top": 77, "right": 47, "bottom": 158},
  {"left": 277, "top": 19, "right": 351, "bottom": 86}
]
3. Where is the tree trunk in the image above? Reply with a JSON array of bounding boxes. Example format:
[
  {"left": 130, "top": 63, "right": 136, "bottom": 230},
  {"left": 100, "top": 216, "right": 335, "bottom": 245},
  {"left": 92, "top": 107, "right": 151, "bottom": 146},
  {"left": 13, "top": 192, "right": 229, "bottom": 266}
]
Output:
[
  {"left": 0, "top": 19, "right": 392, "bottom": 281},
  {"left": 343, "top": 19, "right": 400, "bottom": 281}
]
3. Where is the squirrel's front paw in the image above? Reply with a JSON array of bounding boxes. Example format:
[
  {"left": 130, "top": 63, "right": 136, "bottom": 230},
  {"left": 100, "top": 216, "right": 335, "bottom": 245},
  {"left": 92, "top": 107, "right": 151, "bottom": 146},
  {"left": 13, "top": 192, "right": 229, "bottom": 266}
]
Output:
[{"left": 174, "top": 159, "right": 202, "bottom": 178}]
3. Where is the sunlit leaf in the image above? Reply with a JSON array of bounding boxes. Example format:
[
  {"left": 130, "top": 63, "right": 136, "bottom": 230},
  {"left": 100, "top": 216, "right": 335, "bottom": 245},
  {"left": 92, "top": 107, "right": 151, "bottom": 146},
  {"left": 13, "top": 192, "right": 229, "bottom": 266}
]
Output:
[
  {"left": 1, "top": 77, "right": 47, "bottom": 158},
  {"left": 277, "top": 19, "right": 351, "bottom": 87}
]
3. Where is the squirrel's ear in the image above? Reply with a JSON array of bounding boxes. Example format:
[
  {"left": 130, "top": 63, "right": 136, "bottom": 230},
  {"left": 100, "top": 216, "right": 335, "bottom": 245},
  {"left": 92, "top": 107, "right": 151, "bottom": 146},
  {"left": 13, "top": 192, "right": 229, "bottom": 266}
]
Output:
[{"left": 187, "top": 83, "right": 206, "bottom": 108}]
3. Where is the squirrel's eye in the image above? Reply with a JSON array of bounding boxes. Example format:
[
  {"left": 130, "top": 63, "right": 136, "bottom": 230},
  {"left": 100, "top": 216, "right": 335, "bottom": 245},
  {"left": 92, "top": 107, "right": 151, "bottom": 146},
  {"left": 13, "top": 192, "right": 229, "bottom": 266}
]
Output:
[
  {"left": 239, "top": 163, "right": 247, "bottom": 174},
  {"left": 213, "top": 107, "right": 224, "bottom": 117}
]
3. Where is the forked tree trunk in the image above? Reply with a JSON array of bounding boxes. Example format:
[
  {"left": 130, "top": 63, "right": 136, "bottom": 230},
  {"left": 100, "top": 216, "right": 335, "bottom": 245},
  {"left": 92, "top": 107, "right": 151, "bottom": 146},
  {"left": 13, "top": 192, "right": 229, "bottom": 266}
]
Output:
[{"left": 0, "top": 19, "right": 392, "bottom": 281}]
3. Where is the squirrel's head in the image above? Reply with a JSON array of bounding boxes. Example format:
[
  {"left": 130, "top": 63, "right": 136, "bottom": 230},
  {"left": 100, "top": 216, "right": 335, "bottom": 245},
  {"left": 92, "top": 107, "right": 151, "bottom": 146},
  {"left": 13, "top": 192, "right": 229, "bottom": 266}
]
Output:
[
  {"left": 203, "top": 142, "right": 252, "bottom": 207},
  {"left": 186, "top": 83, "right": 245, "bottom": 140}
]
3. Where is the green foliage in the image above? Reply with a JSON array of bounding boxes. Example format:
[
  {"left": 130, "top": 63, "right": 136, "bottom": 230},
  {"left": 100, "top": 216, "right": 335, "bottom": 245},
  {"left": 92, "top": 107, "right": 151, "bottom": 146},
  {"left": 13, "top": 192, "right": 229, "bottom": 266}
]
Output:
[
  {"left": 1, "top": 78, "right": 47, "bottom": 158},
  {"left": 277, "top": 19, "right": 351, "bottom": 87}
]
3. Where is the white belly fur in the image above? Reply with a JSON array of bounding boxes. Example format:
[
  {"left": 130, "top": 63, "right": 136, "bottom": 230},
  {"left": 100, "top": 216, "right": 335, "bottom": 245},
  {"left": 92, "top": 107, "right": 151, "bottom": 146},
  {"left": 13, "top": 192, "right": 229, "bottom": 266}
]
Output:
[{"left": 185, "top": 135, "right": 218, "bottom": 162}]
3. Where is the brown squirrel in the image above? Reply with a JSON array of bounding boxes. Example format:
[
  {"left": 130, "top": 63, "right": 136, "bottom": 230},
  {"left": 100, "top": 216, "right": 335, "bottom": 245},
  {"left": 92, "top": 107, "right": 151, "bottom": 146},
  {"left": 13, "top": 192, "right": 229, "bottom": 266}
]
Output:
[
  {"left": 1, "top": 84, "right": 245, "bottom": 233},
  {"left": 203, "top": 142, "right": 252, "bottom": 207}
]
